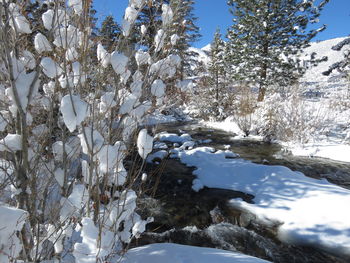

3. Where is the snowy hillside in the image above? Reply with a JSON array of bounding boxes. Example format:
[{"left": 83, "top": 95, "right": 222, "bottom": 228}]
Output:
[
  {"left": 191, "top": 37, "right": 349, "bottom": 86},
  {"left": 301, "top": 37, "right": 349, "bottom": 84}
]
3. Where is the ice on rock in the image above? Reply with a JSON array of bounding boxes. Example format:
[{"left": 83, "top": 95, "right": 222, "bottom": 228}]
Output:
[
  {"left": 162, "top": 4, "right": 173, "bottom": 26},
  {"left": 137, "top": 129, "right": 153, "bottom": 159},
  {"left": 97, "top": 43, "right": 111, "bottom": 68},
  {"left": 151, "top": 79, "right": 165, "bottom": 97},
  {"left": 60, "top": 94, "right": 89, "bottom": 132},
  {"left": 0, "top": 205, "right": 28, "bottom": 263},
  {"left": 0, "top": 134, "right": 22, "bottom": 152},
  {"left": 154, "top": 29, "right": 166, "bottom": 52},
  {"left": 34, "top": 33, "right": 52, "bottom": 53},
  {"left": 111, "top": 52, "right": 129, "bottom": 75},
  {"left": 41, "top": 57, "right": 62, "bottom": 78},
  {"left": 135, "top": 50, "right": 151, "bottom": 66}
]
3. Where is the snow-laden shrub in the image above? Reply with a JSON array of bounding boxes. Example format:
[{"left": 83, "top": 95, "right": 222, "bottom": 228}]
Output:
[{"left": 0, "top": 0, "right": 181, "bottom": 262}]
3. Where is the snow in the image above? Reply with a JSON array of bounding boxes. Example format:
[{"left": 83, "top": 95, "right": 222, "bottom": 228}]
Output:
[
  {"left": 97, "top": 44, "right": 111, "bottom": 68},
  {"left": 171, "top": 34, "right": 180, "bottom": 45},
  {"left": 161, "top": 4, "right": 173, "bottom": 26},
  {"left": 141, "top": 24, "right": 147, "bottom": 35},
  {"left": 0, "top": 134, "right": 22, "bottom": 152},
  {"left": 60, "top": 94, "right": 89, "bottom": 132},
  {"left": 0, "top": 205, "right": 28, "bottom": 263},
  {"left": 111, "top": 52, "right": 129, "bottom": 75},
  {"left": 34, "top": 33, "right": 52, "bottom": 53},
  {"left": 10, "top": 12, "right": 32, "bottom": 34},
  {"left": 68, "top": 0, "right": 83, "bottom": 14},
  {"left": 175, "top": 145, "right": 350, "bottom": 257},
  {"left": 135, "top": 50, "right": 151, "bottom": 66},
  {"left": 146, "top": 150, "right": 168, "bottom": 163},
  {"left": 151, "top": 79, "right": 165, "bottom": 97},
  {"left": 155, "top": 132, "right": 192, "bottom": 143},
  {"left": 124, "top": 6, "right": 138, "bottom": 23},
  {"left": 120, "top": 243, "right": 271, "bottom": 263},
  {"left": 286, "top": 142, "right": 350, "bottom": 163},
  {"left": 41, "top": 57, "right": 62, "bottom": 79},
  {"left": 137, "top": 129, "right": 153, "bottom": 159},
  {"left": 154, "top": 29, "right": 166, "bottom": 52},
  {"left": 97, "top": 141, "right": 126, "bottom": 174},
  {"left": 20, "top": 50, "right": 36, "bottom": 70}
]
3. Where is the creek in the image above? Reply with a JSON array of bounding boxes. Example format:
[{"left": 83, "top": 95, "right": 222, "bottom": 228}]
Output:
[{"left": 134, "top": 122, "right": 350, "bottom": 263}]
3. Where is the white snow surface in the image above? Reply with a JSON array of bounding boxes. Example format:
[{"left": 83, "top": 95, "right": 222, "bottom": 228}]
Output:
[
  {"left": 60, "top": 95, "right": 89, "bottom": 132},
  {"left": 286, "top": 142, "right": 350, "bottom": 163},
  {"left": 0, "top": 134, "right": 22, "bottom": 152},
  {"left": 155, "top": 132, "right": 192, "bottom": 143},
  {"left": 120, "top": 243, "right": 271, "bottom": 263},
  {"left": 34, "top": 33, "right": 52, "bottom": 53},
  {"left": 0, "top": 205, "right": 28, "bottom": 263},
  {"left": 175, "top": 145, "right": 350, "bottom": 257},
  {"left": 137, "top": 129, "right": 153, "bottom": 159}
]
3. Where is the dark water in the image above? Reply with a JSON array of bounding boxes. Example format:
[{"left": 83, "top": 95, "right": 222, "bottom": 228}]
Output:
[{"left": 135, "top": 122, "right": 350, "bottom": 263}]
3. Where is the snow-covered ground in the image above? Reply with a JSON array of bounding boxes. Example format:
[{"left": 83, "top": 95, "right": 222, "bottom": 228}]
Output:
[
  {"left": 121, "top": 243, "right": 271, "bottom": 263},
  {"left": 196, "top": 37, "right": 350, "bottom": 163},
  {"left": 153, "top": 132, "right": 350, "bottom": 258}
]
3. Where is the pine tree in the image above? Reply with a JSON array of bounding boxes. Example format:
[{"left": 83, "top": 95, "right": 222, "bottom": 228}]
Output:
[
  {"left": 226, "top": 0, "right": 329, "bottom": 101},
  {"left": 99, "top": 15, "right": 121, "bottom": 51},
  {"left": 207, "top": 28, "right": 227, "bottom": 117},
  {"left": 169, "top": 0, "right": 201, "bottom": 79}
]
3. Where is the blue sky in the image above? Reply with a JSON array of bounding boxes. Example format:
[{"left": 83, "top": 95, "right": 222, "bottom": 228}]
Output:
[{"left": 94, "top": 0, "right": 350, "bottom": 48}]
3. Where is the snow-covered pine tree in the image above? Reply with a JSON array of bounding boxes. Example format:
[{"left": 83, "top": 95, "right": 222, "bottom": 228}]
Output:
[
  {"left": 207, "top": 28, "right": 228, "bottom": 118},
  {"left": 99, "top": 15, "right": 120, "bottom": 51},
  {"left": 226, "top": 0, "right": 329, "bottom": 101},
  {"left": 168, "top": 0, "right": 201, "bottom": 79}
]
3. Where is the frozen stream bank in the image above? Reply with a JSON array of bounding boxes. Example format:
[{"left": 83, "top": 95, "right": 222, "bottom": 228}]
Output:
[{"left": 135, "top": 123, "right": 350, "bottom": 263}]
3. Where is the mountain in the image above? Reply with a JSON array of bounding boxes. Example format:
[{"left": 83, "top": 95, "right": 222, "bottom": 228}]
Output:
[{"left": 189, "top": 37, "right": 349, "bottom": 88}]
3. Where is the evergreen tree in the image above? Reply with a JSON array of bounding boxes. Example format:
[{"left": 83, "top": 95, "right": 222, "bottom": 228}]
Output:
[
  {"left": 99, "top": 15, "right": 121, "bottom": 51},
  {"left": 207, "top": 28, "right": 227, "bottom": 117},
  {"left": 169, "top": 0, "right": 201, "bottom": 79},
  {"left": 226, "top": 0, "right": 329, "bottom": 101}
]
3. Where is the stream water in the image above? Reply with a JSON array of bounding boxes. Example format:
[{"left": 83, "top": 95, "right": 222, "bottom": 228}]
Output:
[{"left": 135, "top": 122, "right": 350, "bottom": 263}]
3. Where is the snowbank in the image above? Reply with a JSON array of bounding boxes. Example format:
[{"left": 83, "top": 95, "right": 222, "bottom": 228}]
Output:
[
  {"left": 286, "top": 142, "right": 350, "bottom": 163},
  {"left": 176, "top": 146, "right": 350, "bottom": 257},
  {"left": 120, "top": 243, "right": 271, "bottom": 263}
]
